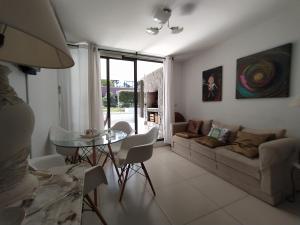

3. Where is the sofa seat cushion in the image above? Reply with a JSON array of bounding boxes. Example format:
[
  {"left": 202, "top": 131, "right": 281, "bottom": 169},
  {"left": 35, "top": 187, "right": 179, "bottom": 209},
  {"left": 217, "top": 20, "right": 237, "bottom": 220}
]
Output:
[
  {"left": 216, "top": 146, "right": 261, "bottom": 180},
  {"left": 173, "top": 135, "right": 192, "bottom": 148},
  {"left": 175, "top": 132, "right": 201, "bottom": 139},
  {"left": 190, "top": 140, "right": 221, "bottom": 160}
]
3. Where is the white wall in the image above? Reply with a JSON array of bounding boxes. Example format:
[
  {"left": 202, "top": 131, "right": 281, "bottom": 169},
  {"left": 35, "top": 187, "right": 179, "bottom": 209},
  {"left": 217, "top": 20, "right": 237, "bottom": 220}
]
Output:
[
  {"left": 28, "top": 69, "right": 59, "bottom": 157},
  {"left": 6, "top": 63, "right": 59, "bottom": 157},
  {"left": 180, "top": 3, "right": 300, "bottom": 138}
]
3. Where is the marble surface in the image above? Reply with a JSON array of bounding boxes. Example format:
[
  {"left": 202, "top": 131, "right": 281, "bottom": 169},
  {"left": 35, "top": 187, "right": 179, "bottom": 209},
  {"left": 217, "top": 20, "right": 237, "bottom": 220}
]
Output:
[{"left": 9, "top": 164, "right": 87, "bottom": 225}]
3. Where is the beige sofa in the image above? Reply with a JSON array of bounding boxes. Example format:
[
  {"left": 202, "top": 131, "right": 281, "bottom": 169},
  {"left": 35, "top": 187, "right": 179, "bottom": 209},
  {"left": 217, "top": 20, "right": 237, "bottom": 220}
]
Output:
[{"left": 172, "top": 120, "right": 300, "bottom": 205}]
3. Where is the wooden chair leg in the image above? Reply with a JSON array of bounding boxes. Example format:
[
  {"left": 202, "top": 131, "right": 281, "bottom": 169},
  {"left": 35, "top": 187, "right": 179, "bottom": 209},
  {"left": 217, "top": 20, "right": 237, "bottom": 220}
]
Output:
[
  {"left": 102, "top": 154, "right": 109, "bottom": 167},
  {"left": 85, "top": 195, "right": 107, "bottom": 225},
  {"left": 141, "top": 162, "right": 156, "bottom": 196},
  {"left": 119, "top": 164, "right": 130, "bottom": 202}
]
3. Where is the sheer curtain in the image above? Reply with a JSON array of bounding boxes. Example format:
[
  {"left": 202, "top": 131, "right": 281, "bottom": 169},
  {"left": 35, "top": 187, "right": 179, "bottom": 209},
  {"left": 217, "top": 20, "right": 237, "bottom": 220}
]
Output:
[
  {"left": 58, "top": 43, "right": 104, "bottom": 132},
  {"left": 163, "top": 56, "right": 174, "bottom": 144}
]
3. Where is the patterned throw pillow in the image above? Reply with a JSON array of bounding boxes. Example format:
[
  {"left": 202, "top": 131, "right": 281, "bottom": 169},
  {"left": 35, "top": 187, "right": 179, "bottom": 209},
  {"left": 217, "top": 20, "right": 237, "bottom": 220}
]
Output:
[
  {"left": 207, "top": 125, "right": 230, "bottom": 143},
  {"left": 187, "top": 120, "right": 202, "bottom": 134}
]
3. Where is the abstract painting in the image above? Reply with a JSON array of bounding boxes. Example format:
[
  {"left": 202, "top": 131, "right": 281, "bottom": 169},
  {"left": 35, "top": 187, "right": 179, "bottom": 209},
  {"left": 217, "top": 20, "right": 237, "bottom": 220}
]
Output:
[
  {"left": 202, "top": 66, "right": 222, "bottom": 101},
  {"left": 236, "top": 43, "right": 292, "bottom": 99}
]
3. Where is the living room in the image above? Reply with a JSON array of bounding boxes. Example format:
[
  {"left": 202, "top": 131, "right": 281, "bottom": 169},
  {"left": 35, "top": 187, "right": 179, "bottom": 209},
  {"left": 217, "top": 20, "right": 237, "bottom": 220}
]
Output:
[{"left": 0, "top": 0, "right": 300, "bottom": 225}]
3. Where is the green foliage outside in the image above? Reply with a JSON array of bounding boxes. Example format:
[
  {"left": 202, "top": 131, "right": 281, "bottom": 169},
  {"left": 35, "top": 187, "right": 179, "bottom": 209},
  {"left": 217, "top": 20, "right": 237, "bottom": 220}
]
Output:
[
  {"left": 119, "top": 91, "right": 134, "bottom": 107},
  {"left": 102, "top": 92, "right": 118, "bottom": 107}
]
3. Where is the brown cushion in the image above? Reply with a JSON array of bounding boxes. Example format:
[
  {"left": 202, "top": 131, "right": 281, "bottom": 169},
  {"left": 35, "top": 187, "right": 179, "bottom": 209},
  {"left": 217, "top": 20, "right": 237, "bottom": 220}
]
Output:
[
  {"left": 195, "top": 136, "right": 226, "bottom": 148},
  {"left": 213, "top": 121, "right": 241, "bottom": 144},
  {"left": 242, "top": 127, "right": 286, "bottom": 140},
  {"left": 187, "top": 120, "right": 203, "bottom": 134},
  {"left": 201, "top": 120, "right": 212, "bottom": 136},
  {"left": 231, "top": 131, "right": 275, "bottom": 158},
  {"left": 175, "top": 132, "right": 201, "bottom": 139}
]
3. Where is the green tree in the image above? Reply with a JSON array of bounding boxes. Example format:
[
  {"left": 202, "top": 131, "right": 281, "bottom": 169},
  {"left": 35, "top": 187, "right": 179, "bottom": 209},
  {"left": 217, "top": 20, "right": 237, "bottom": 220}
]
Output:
[
  {"left": 119, "top": 91, "right": 134, "bottom": 107},
  {"left": 102, "top": 92, "right": 118, "bottom": 107}
]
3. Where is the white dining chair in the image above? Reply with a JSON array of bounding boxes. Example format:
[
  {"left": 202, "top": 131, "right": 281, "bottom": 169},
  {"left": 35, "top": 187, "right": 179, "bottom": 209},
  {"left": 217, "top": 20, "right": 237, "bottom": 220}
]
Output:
[
  {"left": 115, "top": 126, "right": 159, "bottom": 201},
  {"left": 28, "top": 154, "right": 66, "bottom": 171},
  {"left": 49, "top": 126, "right": 79, "bottom": 163},
  {"left": 83, "top": 165, "right": 108, "bottom": 225},
  {"left": 102, "top": 121, "right": 134, "bottom": 167}
]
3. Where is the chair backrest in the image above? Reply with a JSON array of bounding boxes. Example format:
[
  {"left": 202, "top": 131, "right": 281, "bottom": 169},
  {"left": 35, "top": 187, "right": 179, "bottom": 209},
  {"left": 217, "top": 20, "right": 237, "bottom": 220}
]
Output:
[
  {"left": 28, "top": 154, "right": 66, "bottom": 171},
  {"left": 124, "top": 126, "right": 159, "bottom": 164},
  {"left": 83, "top": 165, "right": 108, "bottom": 196},
  {"left": 49, "top": 126, "right": 77, "bottom": 156},
  {"left": 144, "top": 126, "right": 159, "bottom": 144},
  {"left": 49, "top": 126, "right": 71, "bottom": 141},
  {"left": 111, "top": 121, "right": 133, "bottom": 136}
]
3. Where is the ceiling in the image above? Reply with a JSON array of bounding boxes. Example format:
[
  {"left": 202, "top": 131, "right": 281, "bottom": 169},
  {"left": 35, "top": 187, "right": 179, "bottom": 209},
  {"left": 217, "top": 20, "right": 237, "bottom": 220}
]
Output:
[{"left": 52, "top": 0, "right": 292, "bottom": 59}]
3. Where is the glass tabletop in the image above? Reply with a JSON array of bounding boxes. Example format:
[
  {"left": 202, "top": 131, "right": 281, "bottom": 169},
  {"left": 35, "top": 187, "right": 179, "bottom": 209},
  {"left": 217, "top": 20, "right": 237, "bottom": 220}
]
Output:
[{"left": 51, "top": 129, "right": 128, "bottom": 148}]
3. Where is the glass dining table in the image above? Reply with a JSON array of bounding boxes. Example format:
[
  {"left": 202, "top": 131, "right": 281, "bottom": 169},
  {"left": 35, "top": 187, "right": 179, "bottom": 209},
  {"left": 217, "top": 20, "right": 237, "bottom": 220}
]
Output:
[{"left": 51, "top": 129, "right": 127, "bottom": 205}]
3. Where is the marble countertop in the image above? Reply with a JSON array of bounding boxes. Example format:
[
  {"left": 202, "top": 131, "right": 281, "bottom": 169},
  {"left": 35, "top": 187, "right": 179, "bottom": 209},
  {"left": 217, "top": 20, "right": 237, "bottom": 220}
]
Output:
[{"left": 10, "top": 164, "right": 87, "bottom": 225}]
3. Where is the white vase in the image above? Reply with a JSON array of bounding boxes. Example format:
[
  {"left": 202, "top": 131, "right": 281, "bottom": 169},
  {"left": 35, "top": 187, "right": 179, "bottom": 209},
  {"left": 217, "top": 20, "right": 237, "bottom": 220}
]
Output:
[{"left": 0, "top": 64, "right": 38, "bottom": 207}]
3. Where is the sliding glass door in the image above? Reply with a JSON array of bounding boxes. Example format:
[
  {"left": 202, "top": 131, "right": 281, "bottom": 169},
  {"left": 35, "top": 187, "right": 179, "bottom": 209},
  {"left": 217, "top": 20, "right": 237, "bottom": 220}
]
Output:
[{"left": 100, "top": 57, "right": 163, "bottom": 138}]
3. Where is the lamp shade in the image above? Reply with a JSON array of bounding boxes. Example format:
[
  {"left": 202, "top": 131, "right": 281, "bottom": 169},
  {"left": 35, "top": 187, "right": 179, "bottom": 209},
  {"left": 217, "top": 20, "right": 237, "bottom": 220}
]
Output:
[{"left": 0, "top": 0, "right": 74, "bottom": 69}]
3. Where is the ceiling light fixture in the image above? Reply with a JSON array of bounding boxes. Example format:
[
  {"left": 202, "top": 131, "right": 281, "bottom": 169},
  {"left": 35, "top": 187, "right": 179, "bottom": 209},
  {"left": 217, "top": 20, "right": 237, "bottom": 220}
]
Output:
[{"left": 146, "top": 8, "right": 183, "bottom": 35}]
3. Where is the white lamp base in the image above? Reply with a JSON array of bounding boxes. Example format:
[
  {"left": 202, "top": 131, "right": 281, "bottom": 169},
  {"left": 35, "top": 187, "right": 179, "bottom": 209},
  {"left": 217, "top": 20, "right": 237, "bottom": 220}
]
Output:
[{"left": 0, "top": 173, "right": 38, "bottom": 207}]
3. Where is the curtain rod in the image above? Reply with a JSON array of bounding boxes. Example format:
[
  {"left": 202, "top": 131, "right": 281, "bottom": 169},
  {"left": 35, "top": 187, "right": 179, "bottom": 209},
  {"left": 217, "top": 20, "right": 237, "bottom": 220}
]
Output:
[{"left": 67, "top": 43, "right": 165, "bottom": 61}]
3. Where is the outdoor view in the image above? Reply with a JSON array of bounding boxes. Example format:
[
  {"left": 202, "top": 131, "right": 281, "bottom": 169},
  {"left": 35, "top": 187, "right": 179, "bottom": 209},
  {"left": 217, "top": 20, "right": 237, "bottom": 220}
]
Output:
[{"left": 100, "top": 58, "right": 163, "bottom": 138}]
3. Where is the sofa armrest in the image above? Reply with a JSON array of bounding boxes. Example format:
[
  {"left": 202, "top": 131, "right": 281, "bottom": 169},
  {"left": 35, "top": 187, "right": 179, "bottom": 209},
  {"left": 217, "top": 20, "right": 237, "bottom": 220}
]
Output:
[
  {"left": 259, "top": 138, "right": 300, "bottom": 198},
  {"left": 171, "top": 122, "right": 188, "bottom": 135},
  {"left": 259, "top": 138, "right": 300, "bottom": 170}
]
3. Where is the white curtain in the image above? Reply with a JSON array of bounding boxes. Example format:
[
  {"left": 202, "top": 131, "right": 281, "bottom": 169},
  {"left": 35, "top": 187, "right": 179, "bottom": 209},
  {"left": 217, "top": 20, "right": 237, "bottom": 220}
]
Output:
[
  {"left": 88, "top": 44, "right": 104, "bottom": 131},
  {"left": 163, "top": 57, "right": 174, "bottom": 144},
  {"left": 58, "top": 43, "right": 104, "bottom": 132}
]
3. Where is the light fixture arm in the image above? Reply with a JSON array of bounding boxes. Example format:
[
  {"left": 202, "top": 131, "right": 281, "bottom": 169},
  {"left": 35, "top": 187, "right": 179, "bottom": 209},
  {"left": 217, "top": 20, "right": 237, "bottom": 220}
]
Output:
[{"left": 0, "top": 24, "right": 7, "bottom": 47}]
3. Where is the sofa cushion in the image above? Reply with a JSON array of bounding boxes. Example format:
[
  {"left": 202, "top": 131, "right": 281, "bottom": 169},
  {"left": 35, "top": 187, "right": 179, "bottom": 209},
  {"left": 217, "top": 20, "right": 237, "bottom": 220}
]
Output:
[
  {"left": 242, "top": 127, "right": 286, "bottom": 140},
  {"left": 201, "top": 120, "right": 212, "bottom": 136},
  {"left": 175, "top": 132, "right": 201, "bottom": 139},
  {"left": 195, "top": 136, "right": 226, "bottom": 148},
  {"left": 213, "top": 121, "right": 241, "bottom": 144},
  {"left": 191, "top": 140, "right": 219, "bottom": 160},
  {"left": 187, "top": 120, "right": 203, "bottom": 134},
  {"left": 208, "top": 125, "right": 230, "bottom": 143},
  {"left": 173, "top": 135, "right": 191, "bottom": 148},
  {"left": 231, "top": 131, "right": 275, "bottom": 158},
  {"left": 216, "top": 146, "right": 261, "bottom": 180}
]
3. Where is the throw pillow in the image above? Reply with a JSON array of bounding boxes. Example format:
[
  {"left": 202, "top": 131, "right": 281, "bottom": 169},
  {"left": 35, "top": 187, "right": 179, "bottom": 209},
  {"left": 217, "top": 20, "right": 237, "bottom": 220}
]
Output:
[
  {"left": 213, "top": 121, "right": 241, "bottom": 144},
  {"left": 231, "top": 131, "right": 275, "bottom": 158},
  {"left": 195, "top": 136, "right": 226, "bottom": 148},
  {"left": 176, "top": 132, "right": 201, "bottom": 139},
  {"left": 207, "top": 125, "right": 230, "bottom": 143},
  {"left": 187, "top": 120, "right": 202, "bottom": 134},
  {"left": 201, "top": 120, "right": 213, "bottom": 136}
]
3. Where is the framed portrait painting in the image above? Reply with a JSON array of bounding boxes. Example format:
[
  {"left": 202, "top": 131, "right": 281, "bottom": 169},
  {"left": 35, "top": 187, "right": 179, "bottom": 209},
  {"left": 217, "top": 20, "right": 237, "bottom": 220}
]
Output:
[{"left": 202, "top": 66, "right": 222, "bottom": 102}]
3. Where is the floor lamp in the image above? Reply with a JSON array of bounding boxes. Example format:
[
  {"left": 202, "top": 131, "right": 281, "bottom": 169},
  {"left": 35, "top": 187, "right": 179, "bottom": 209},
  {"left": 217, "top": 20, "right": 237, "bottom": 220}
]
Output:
[{"left": 0, "top": 0, "right": 74, "bottom": 207}]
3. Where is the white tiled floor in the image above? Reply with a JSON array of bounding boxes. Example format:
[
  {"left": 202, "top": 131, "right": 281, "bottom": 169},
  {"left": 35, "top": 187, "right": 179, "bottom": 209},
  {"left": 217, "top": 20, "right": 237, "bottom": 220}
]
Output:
[{"left": 82, "top": 146, "right": 300, "bottom": 225}]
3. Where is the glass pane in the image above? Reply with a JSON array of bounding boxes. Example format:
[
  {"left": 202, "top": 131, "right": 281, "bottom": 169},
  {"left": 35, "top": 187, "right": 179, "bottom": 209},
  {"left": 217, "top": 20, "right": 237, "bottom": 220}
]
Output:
[
  {"left": 137, "top": 61, "right": 163, "bottom": 138},
  {"left": 109, "top": 59, "right": 135, "bottom": 130},
  {"left": 100, "top": 58, "right": 108, "bottom": 129}
]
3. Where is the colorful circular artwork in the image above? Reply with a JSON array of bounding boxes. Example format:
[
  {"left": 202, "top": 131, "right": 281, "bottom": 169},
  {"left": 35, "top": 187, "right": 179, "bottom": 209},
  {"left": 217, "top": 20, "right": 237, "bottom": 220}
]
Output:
[{"left": 236, "top": 44, "right": 291, "bottom": 99}]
